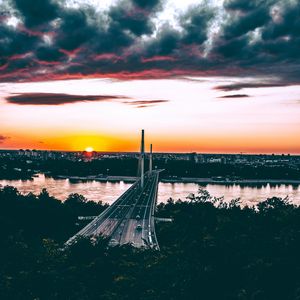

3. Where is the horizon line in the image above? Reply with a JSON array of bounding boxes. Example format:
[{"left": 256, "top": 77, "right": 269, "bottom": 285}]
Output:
[{"left": 0, "top": 148, "right": 299, "bottom": 156}]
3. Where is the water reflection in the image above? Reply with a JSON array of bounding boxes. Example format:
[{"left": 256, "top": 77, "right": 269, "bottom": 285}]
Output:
[
  {"left": 0, "top": 174, "right": 130, "bottom": 204},
  {"left": 1, "top": 174, "right": 300, "bottom": 206}
]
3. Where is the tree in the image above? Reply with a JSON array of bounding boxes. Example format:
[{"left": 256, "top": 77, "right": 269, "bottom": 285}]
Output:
[{"left": 65, "top": 193, "right": 88, "bottom": 206}]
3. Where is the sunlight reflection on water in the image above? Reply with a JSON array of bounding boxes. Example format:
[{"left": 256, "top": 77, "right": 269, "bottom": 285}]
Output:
[{"left": 1, "top": 174, "right": 300, "bottom": 207}]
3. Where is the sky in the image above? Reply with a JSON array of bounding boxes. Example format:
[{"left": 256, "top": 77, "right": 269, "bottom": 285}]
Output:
[{"left": 1, "top": 0, "right": 300, "bottom": 154}]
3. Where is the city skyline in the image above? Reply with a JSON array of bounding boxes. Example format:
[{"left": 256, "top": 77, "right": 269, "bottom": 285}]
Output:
[{"left": 1, "top": 0, "right": 300, "bottom": 154}]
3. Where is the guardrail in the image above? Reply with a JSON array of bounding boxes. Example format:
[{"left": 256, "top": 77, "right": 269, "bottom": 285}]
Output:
[{"left": 147, "top": 171, "right": 160, "bottom": 250}]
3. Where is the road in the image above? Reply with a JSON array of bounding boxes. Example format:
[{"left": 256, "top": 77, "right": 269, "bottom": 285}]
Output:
[{"left": 66, "top": 171, "right": 160, "bottom": 249}]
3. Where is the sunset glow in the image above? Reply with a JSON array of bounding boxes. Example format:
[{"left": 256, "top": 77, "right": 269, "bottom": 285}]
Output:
[
  {"left": 1, "top": 77, "right": 300, "bottom": 154},
  {"left": 1, "top": 0, "right": 300, "bottom": 154}
]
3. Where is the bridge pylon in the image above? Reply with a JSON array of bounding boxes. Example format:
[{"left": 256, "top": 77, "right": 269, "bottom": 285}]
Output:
[
  {"left": 149, "top": 143, "right": 153, "bottom": 173},
  {"left": 140, "top": 129, "right": 145, "bottom": 189}
]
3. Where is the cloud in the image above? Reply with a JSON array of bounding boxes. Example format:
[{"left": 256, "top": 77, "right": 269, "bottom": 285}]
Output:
[
  {"left": 5, "top": 93, "right": 128, "bottom": 105},
  {"left": 218, "top": 94, "right": 250, "bottom": 98},
  {"left": 1, "top": 0, "right": 300, "bottom": 85},
  {"left": 0, "top": 135, "right": 10, "bottom": 143},
  {"left": 222, "top": 1, "right": 271, "bottom": 39},
  {"left": 4, "top": 93, "right": 169, "bottom": 108},
  {"left": 123, "top": 99, "right": 169, "bottom": 107},
  {"left": 12, "top": 0, "right": 59, "bottom": 28},
  {"left": 214, "top": 81, "right": 288, "bottom": 91},
  {"left": 180, "top": 4, "right": 215, "bottom": 45},
  {"left": 132, "top": 0, "right": 161, "bottom": 10}
]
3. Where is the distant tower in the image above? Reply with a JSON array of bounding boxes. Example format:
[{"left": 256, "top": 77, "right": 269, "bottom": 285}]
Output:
[
  {"left": 140, "top": 130, "right": 145, "bottom": 189},
  {"left": 149, "top": 144, "right": 153, "bottom": 173}
]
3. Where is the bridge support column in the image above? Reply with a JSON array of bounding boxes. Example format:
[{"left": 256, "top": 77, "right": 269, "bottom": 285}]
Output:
[{"left": 149, "top": 144, "right": 152, "bottom": 173}]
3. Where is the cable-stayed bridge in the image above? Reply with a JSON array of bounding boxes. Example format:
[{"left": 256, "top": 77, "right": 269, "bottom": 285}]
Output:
[{"left": 66, "top": 130, "right": 160, "bottom": 249}]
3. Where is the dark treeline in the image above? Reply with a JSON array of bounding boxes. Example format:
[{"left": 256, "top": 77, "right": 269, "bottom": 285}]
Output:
[
  {"left": 1, "top": 186, "right": 300, "bottom": 299},
  {"left": 1, "top": 156, "right": 300, "bottom": 180},
  {"left": 0, "top": 186, "right": 107, "bottom": 242},
  {"left": 159, "top": 160, "right": 300, "bottom": 179},
  {"left": 0, "top": 157, "right": 35, "bottom": 180}
]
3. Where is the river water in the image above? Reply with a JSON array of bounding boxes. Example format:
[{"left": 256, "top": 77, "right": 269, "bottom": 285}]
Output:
[{"left": 1, "top": 174, "right": 300, "bottom": 207}]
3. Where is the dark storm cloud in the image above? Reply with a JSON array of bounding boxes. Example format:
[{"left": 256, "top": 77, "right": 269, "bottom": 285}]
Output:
[
  {"left": 143, "top": 26, "right": 180, "bottom": 57},
  {"left": 0, "top": 135, "right": 10, "bottom": 143},
  {"left": 1, "top": 0, "right": 300, "bottom": 86},
  {"left": 222, "top": 8, "right": 270, "bottom": 39},
  {"left": 0, "top": 22, "right": 39, "bottom": 57},
  {"left": 141, "top": 5, "right": 214, "bottom": 60},
  {"left": 108, "top": 1, "right": 155, "bottom": 37},
  {"left": 12, "top": 0, "right": 59, "bottom": 28},
  {"left": 56, "top": 7, "right": 100, "bottom": 52},
  {"left": 212, "top": 0, "right": 274, "bottom": 57},
  {"left": 215, "top": 36, "right": 249, "bottom": 59},
  {"left": 132, "top": 0, "right": 161, "bottom": 9},
  {"left": 5, "top": 93, "right": 128, "bottom": 105},
  {"left": 180, "top": 4, "right": 215, "bottom": 45},
  {"left": 261, "top": 2, "right": 300, "bottom": 41},
  {"left": 224, "top": 0, "right": 272, "bottom": 12},
  {"left": 35, "top": 46, "right": 66, "bottom": 62},
  {"left": 210, "top": 0, "right": 300, "bottom": 82},
  {"left": 218, "top": 94, "right": 250, "bottom": 98}
]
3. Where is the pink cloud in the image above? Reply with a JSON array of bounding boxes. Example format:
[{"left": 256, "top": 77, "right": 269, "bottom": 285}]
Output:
[{"left": 141, "top": 56, "right": 177, "bottom": 63}]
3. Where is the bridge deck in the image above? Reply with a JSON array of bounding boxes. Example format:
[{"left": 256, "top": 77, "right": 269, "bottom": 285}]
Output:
[{"left": 66, "top": 171, "right": 160, "bottom": 249}]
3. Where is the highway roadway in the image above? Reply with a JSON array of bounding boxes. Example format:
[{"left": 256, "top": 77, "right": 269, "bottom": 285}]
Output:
[{"left": 66, "top": 171, "right": 160, "bottom": 249}]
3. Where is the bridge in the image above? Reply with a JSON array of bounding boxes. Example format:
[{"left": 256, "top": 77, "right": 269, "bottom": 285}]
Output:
[{"left": 66, "top": 130, "right": 160, "bottom": 249}]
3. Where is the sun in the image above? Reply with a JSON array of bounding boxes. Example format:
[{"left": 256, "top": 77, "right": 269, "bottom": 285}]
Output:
[{"left": 85, "top": 146, "right": 94, "bottom": 152}]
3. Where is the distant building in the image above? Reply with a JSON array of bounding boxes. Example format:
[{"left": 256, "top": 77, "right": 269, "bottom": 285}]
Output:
[{"left": 189, "top": 152, "right": 198, "bottom": 163}]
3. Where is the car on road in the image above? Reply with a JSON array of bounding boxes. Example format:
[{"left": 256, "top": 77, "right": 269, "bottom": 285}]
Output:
[
  {"left": 109, "top": 239, "right": 118, "bottom": 246},
  {"left": 90, "top": 236, "right": 97, "bottom": 243}
]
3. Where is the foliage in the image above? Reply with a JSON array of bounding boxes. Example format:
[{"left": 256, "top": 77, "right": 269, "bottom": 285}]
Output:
[{"left": 1, "top": 186, "right": 300, "bottom": 299}]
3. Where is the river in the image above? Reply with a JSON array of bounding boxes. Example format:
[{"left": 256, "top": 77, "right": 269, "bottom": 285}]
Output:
[{"left": 1, "top": 174, "right": 300, "bottom": 207}]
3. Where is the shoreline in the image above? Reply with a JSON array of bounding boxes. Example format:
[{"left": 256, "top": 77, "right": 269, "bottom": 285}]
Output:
[
  {"left": 160, "top": 177, "right": 300, "bottom": 185},
  {"left": 53, "top": 175, "right": 138, "bottom": 183},
  {"left": 47, "top": 174, "right": 300, "bottom": 185}
]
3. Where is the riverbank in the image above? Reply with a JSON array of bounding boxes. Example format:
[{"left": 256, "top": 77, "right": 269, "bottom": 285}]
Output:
[
  {"left": 3, "top": 173, "right": 300, "bottom": 185},
  {"left": 160, "top": 177, "right": 300, "bottom": 185},
  {"left": 53, "top": 174, "right": 138, "bottom": 183}
]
